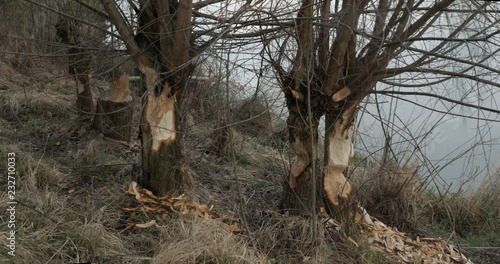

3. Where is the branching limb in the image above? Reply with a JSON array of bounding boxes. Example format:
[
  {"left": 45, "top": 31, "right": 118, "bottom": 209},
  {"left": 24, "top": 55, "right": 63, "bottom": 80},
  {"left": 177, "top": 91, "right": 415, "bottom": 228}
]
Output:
[{"left": 372, "top": 90, "right": 500, "bottom": 115}]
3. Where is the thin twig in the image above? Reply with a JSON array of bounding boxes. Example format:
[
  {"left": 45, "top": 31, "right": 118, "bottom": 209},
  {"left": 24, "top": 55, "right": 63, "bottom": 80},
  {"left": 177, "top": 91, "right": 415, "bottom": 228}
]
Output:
[{"left": 14, "top": 199, "right": 67, "bottom": 226}]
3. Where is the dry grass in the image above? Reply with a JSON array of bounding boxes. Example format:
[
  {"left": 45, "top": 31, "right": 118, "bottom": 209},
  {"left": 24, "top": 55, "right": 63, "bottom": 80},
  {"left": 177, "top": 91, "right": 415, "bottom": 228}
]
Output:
[
  {"left": 0, "top": 142, "right": 127, "bottom": 263},
  {"left": 1, "top": 58, "right": 498, "bottom": 264},
  {"left": 255, "top": 217, "right": 325, "bottom": 262},
  {"left": 231, "top": 96, "right": 274, "bottom": 138},
  {"left": 153, "top": 218, "right": 266, "bottom": 264},
  {"left": 252, "top": 216, "right": 393, "bottom": 263},
  {"left": 424, "top": 168, "right": 500, "bottom": 263},
  {"left": 430, "top": 167, "right": 500, "bottom": 235},
  {"left": 350, "top": 161, "right": 427, "bottom": 233}
]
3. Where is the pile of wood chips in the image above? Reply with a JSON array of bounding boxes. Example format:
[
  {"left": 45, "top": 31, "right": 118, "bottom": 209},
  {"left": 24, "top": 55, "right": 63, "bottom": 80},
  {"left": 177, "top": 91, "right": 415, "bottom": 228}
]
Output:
[
  {"left": 120, "top": 182, "right": 241, "bottom": 234},
  {"left": 365, "top": 217, "right": 472, "bottom": 263},
  {"left": 322, "top": 207, "right": 472, "bottom": 264},
  {"left": 123, "top": 182, "right": 472, "bottom": 263}
]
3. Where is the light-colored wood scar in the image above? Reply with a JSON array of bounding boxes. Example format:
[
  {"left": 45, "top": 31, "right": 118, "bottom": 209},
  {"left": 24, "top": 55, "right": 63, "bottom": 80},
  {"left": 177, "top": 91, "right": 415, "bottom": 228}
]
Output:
[
  {"left": 145, "top": 87, "right": 176, "bottom": 153},
  {"left": 324, "top": 112, "right": 353, "bottom": 206}
]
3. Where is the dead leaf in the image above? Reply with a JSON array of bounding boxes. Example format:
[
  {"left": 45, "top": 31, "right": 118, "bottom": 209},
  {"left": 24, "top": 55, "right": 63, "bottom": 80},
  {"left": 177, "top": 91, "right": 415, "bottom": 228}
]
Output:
[
  {"left": 123, "top": 182, "right": 243, "bottom": 237},
  {"left": 221, "top": 222, "right": 242, "bottom": 233},
  {"left": 136, "top": 220, "right": 156, "bottom": 228}
]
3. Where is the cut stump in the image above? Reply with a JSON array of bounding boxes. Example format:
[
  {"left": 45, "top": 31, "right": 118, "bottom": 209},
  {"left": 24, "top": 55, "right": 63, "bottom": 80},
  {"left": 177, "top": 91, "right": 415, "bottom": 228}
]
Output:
[{"left": 93, "top": 73, "right": 133, "bottom": 141}]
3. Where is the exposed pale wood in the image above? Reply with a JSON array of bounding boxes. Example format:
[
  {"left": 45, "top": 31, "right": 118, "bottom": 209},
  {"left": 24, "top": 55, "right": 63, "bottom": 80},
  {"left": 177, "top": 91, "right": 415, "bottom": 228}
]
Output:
[
  {"left": 140, "top": 86, "right": 184, "bottom": 196},
  {"left": 323, "top": 111, "right": 354, "bottom": 206},
  {"left": 129, "top": 76, "right": 141, "bottom": 82},
  {"left": 144, "top": 86, "right": 177, "bottom": 153}
]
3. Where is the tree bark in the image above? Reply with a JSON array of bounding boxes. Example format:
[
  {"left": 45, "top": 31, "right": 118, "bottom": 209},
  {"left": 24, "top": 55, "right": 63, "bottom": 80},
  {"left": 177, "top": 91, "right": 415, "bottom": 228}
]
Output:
[
  {"left": 139, "top": 78, "right": 185, "bottom": 196},
  {"left": 55, "top": 18, "right": 94, "bottom": 121},
  {"left": 213, "top": 125, "right": 230, "bottom": 156},
  {"left": 283, "top": 89, "right": 322, "bottom": 215},
  {"left": 93, "top": 73, "right": 133, "bottom": 141},
  {"left": 74, "top": 71, "right": 94, "bottom": 120},
  {"left": 101, "top": 0, "right": 193, "bottom": 196}
]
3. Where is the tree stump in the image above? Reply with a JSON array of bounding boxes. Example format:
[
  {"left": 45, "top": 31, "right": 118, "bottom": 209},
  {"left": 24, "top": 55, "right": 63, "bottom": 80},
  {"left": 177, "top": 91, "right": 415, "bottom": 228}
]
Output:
[{"left": 93, "top": 73, "right": 133, "bottom": 141}]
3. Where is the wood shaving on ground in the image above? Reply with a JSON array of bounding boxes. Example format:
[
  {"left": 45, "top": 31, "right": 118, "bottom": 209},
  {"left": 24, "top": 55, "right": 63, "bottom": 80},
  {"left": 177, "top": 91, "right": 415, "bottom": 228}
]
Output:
[
  {"left": 120, "top": 182, "right": 241, "bottom": 234},
  {"left": 321, "top": 207, "right": 473, "bottom": 264}
]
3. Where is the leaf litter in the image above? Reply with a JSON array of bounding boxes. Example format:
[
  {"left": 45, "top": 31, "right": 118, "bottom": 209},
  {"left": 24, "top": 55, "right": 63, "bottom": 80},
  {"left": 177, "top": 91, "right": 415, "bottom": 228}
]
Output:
[
  {"left": 321, "top": 207, "right": 473, "bottom": 263},
  {"left": 120, "top": 181, "right": 241, "bottom": 234},
  {"left": 122, "top": 181, "right": 473, "bottom": 263}
]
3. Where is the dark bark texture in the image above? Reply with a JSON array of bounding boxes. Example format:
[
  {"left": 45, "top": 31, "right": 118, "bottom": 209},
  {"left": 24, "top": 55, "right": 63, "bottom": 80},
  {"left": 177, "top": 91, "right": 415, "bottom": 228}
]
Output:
[
  {"left": 55, "top": 18, "right": 94, "bottom": 121},
  {"left": 101, "top": 0, "right": 193, "bottom": 195},
  {"left": 282, "top": 78, "right": 324, "bottom": 215},
  {"left": 93, "top": 73, "right": 134, "bottom": 141}
]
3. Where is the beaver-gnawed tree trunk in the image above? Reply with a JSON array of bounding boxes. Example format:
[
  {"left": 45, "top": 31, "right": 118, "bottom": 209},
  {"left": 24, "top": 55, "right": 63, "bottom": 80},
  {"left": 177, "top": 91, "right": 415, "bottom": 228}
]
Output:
[
  {"left": 275, "top": 0, "right": 456, "bottom": 217},
  {"left": 55, "top": 18, "right": 94, "bottom": 121},
  {"left": 282, "top": 96, "right": 321, "bottom": 215},
  {"left": 322, "top": 108, "right": 357, "bottom": 216},
  {"left": 140, "top": 85, "right": 184, "bottom": 195},
  {"left": 101, "top": 0, "right": 255, "bottom": 195},
  {"left": 101, "top": 0, "right": 192, "bottom": 196},
  {"left": 279, "top": 0, "right": 324, "bottom": 215}
]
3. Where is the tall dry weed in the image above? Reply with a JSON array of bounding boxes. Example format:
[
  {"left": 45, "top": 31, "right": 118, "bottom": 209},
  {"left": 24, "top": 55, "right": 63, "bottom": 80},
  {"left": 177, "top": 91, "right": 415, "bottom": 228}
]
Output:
[
  {"left": 431, "top": 167, "right": 500, "bottom": 235},
  {"left": 350, "top": 161, "right": 427, "bottom": 232}
]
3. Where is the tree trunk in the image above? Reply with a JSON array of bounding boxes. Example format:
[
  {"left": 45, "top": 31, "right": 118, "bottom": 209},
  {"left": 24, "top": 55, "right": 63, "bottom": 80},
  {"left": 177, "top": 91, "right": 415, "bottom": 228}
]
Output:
[
  {"left": 213, "top": 125, "right": 230, "bottom": 156},
  {"left": 74, "top": 71, "right": 94, "bottom": 120},
  {"left": 322, "top": 108, "right": 373, "bottom": 225},
  {"left": 283, "top": 100, "right": 321, "bottom": 215},
  {"left": 100, "top": 0, "right": 192, "bottom": 196},
  {"left": 93, "top": 73, "right": 133, "bottom": 141},
  {"left": 55, "top": 18, "right": 94, "bottom": 121},
  {"left": 139, "top": 79, "right": 185, "bottom": 196},
  {"left": 323, "top": 111, "right": 355, "bottom": 209}
]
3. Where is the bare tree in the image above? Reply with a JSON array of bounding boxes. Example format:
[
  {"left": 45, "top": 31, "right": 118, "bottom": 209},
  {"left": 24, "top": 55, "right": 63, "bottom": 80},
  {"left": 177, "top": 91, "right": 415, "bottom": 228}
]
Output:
[
  {"left": 100, "top": 0, "right": 257, "bottom": 195},
  {"left": 263, "top": 0, "right": 500, "bottom": 216},
  {"left": 2, "top": 0, "right": 259, "bottom": 196}
]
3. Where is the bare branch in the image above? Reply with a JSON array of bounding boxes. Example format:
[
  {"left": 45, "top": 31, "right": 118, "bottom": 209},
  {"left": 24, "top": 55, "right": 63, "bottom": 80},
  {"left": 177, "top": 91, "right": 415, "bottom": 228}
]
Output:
[
  {"left": 100, "top": 0, "right": 152, "bottom": 68},
  {"left": 194, "top": 0, "right": 258, "bottom": 54},
  {"left": 400, "top": 0, "right": 454, "bottom": 39},
  {"left": 74, "top": 0, "right": 110, "bottom": 20},
  {"left": 378, "top": 67, "right": 500, "bottom": 88},
  {"left": 193, "top": 0, "right": 225, "bottom": 10},
  {"left": 321, "top": 0, "right": 365, "bottom": 96},
  {"left": 372, "top": 90, "right": 500, "bottom": 115},
  {"left": 374, "top": 92, "right": 500, "bottom": 122},
  {"left": 24, "top": 0, "right": 119, "bottom": 39}
]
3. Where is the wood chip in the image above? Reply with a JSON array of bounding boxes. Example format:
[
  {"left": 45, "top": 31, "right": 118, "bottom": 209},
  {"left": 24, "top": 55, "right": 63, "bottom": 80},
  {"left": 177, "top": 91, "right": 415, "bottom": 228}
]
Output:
[{"left": 136, "top": 220, "right": 156, "bottom": 228}]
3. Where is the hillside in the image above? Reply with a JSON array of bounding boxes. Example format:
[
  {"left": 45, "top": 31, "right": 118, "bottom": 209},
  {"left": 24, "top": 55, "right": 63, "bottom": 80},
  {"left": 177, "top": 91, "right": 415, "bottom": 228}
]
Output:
[{"left": 0, "top": 60, "right": 499, "bottom": 263}]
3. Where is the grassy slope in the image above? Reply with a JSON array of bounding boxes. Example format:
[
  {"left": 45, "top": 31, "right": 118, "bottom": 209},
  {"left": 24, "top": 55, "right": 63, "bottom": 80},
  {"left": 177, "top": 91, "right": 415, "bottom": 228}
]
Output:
[{"left": 0, "top": 60, "right": 498, "bottom": 263}]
